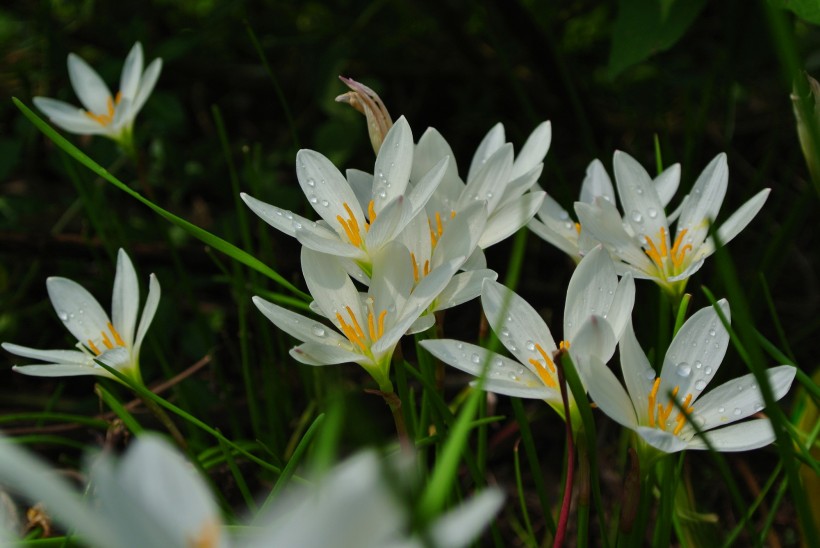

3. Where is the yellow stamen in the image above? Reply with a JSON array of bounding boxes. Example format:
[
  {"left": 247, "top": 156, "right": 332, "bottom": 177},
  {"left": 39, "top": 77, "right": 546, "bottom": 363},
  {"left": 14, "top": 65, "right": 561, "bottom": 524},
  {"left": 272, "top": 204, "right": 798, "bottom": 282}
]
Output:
[
  {"left": 87, "top": 339, "right": 102, "bottom": 356},
  {"left": 435, "top": 211, "right": 444, "bottom": 237},
  {"left": 345, "top": 305, "right": 365, "bottom": 340},
  {"left": 335, "top": 310, "right": 366, "bottom": 352},
  {"left": 410, "top": 252, "right": 419, "bottom": 283},
  {"left": 658, "top": 226, "right": 668, "bottom": 257},
  {"left": 108, "top": 322, "right": 125, "bottom": 346},
  {"left": 574, "top": 222, "right": 581, "bottom": 234},
  {"left": 367, "top": 199, "right": 377, "bottom": 227},
  {"left": 670, "top": 228, "right": 692, "bottom": 269},
  {"left": 377, "top": 310, "right": 387, "bottom": 339},
  {"left": 428, "top": 218, "right": 438, "bottom": 247},
  {"left": 367, "top": 310, "right": 377, "bottom": 341},
  {"left": 643, "top": 235, "right": 663, "bottom": 269},
  {"left": 83, "top": 93, "right": 122, "bottom": 127},
  {"left": 101, "top": 331, "right": 114, "bottom": 350},
  {"left": 648, "top": 377, "right": 660, "bottom": 428},
  {"left": 534, "top": 342, "right": 556, "bottom": 373},
  {"left": 423, "top": 259, "right": 430, "bottom": 277},
  {"left": 336, "top": 202, "right": 363, "bottom": 247},
  {"left": 672, "top": 393, "right": 694, "bottom": 435},
  {"left": 450, "top": 210, "right": 456, "bottom": 219},
  {"left": 528, "top": 358, "right": 557, "bottom": 388}
]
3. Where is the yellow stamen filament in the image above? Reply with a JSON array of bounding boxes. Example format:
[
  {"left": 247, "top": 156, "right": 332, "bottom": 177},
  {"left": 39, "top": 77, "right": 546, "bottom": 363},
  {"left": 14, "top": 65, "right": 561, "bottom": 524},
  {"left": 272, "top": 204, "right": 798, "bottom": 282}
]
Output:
[
  {"left": 336, "top": 203, "right": 364, "bottom": 247},
  {"left": 335, "top": 307, "right": 367, "bottom": 352},
  {"left": 84, "top": 92, "right": 122, "bottom": 127},
  {"left": 428, "top": 219, "right": 439, "bottom": 248},
  {"left": 335, "top": 304, "right": 388, "bottom": 353},
  {"left": 435, "top": 211, "right": 444, "bottom": 238},
  {"left": 648, "top": 377, "right": 660, "bottom": 427},
  {"left": 108, "top": 322, "right": 125, "bottom": 346},
  {"left": 423, "top": 259, "right": 430, "bottom": 277},
  {"left": 410, "top": 252, "right": 420, "bottom": 283},
  {"left": 574, "top": 222, "right": 581, "bottom": 234},
  {"left": 643, "top": 226, "right": 694, "bottom": 273},
  {"left": 87, "top": 323, "right": 127, "bottom": 356},
  {"left": 527, "top": 342, "right": 557, "bottom": 389},
  {"left": 87, "top": 339, "right": 102, "bottom": 355},
  {"left": 427, "top": 210, "right": 456, "bottom": 249},
  {"left": 367, "top": 200, "right": 377, "bottom": 226},
  {"left": 101, "top": 331, "right": 114, "bottom": 350},
  {"left": 673, "top": 393, "right": 694, "bottom": 435}
]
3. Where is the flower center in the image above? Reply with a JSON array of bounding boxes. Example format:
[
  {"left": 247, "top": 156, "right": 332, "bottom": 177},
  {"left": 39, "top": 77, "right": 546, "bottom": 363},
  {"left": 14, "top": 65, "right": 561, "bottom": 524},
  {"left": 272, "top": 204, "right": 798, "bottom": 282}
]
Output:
[
  {"left": 86, "top": 322, "right": 126, "bottom": 355},
  {"left": 427, "top": 210, "right": 456, "bottom": 248},
  {"left": 527, "top": 340, "right": 570, "bottom": 389},
  {"left": 335, "top": 301, "right": 387, "bottom": 353},
  {"left": 647, "top": 377, "right": 695, "bottom": 435},
  {"left": 642, "top": 227, "right": 692, "bottom": 277},
  {"left": 84, "top": 91, "right": 122, "bottom": 127},
  {"left": 336, "top": 200, "right": 376, "bottom": 248}
]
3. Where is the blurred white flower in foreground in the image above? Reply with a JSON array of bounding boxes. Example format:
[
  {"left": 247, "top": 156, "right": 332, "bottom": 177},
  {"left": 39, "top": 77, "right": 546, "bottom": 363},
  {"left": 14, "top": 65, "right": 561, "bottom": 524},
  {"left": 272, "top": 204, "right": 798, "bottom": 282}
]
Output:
[
  {"left": 242, "top": 117, "right": 448, "bottom": 281},
  {"left": 33, "top": 42, "right": 162, "bottom": 147},
  {"left": 585, "top": 299, "right": 797, "bottom": 453},
  {"left": 529, "top": 158, "right": 680, "bottom": 262},
  {"left": 253, "top": 243, "right": 461, "bottom": 392},
  {"left": 3, "top": 249, "right": 159, "bottom": 385},
  {"left": 0, "top": 433, "right": 502, "bottom": 548},
  {"left": 575, "top": 152, "right": 769, "bottom": 299},
  {"left": 422, "top": 246, "right": 634, "bottom": 421}
]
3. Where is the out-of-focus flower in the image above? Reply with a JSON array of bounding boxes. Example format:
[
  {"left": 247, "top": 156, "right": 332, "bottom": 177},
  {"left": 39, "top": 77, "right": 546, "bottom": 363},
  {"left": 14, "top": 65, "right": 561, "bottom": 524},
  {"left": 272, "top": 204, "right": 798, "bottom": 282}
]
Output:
[
  {"left": 253, "top": 243, "right": 461, "bottom": 392},
  {"left": 585, "top": 300, "right": 797, "bottom": 453},
  {"left": 421, "top": 246, "right": 634, "bottom": 421},
  {"left": 529, "top": 158, "right": 680, "bottom": 262},
  {"left": 242, "top": 116, "right": 447, "bottom": 281},
  {"left": 33, "top": 42, "right": 162, "bottom": 148},
  {"left": 336, "top": 76, "right": 393, "bottom": 154},
  {"left": 0, "top": 433, "right": 502, "bottom": 548},
  {"left": 3, "top": 249, "right": 159, "bottom": 385},
  {"left": 575, "top": 151, "right": 769, "bottom": 300}
]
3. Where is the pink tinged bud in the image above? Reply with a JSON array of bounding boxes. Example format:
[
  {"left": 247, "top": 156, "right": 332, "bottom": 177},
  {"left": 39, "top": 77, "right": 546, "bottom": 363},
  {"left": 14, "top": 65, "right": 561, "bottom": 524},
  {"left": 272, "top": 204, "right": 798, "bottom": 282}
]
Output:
[{"left": 336, "top": 76, "right": 393, "bottom": 154}]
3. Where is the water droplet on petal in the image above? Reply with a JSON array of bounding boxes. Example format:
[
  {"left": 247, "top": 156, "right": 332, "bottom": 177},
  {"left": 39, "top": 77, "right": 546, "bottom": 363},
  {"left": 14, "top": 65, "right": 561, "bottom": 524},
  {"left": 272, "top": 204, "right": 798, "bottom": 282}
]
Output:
[
  {"left": 676, "top": 362, "right": 691, "bottom": 378},
  {"left": 754, "top": 403, "right": 764, "bottom": 412},
  {"left": 312, "top": 325, "right": 326, "bottom": 337},
  {"left": 708, "top": 328, "right": 716, "bottom": 337},
  {"left": 648, "top": 208, "right": 658, "bottom": 219},
  {"left": 718, "top": 406, "right": 725, "bottom": 413},
  {"left": 508, "top": 373, "right": 519, "bottom": 381},
  {"left": 631, "top": 210, "right": 643, "bottom": 223},
  {"left": 694, "top": 380, "right": 706, "bottom": 391},
  {"left": 471, "top": 353, "right": 481, "bottom": 364},
  {"left": 509, "top": 343, "right": 518, "bottom": 352},
  {"left": 525, "top": 340, "right": 536, "bottom": 351},
  {"left": 634, "top": 186, "right": 644, "bottom": 195},
  {"left": 456, "top": 343, "right": 464, "bottom": 350},
  {"left": 694, "top": 360, "right": 702, "bottom": 369},
  {"left": 704, "top": 367, "right": 712, "bottom": 375},
  {"left": 321, "top": 200, "right": 330, "bottom": 207},
  {"left": 309, "top": 196, "right": 318, "bottom": 204},
  {"left": 645, "top": 369, "right": 656, "bottom": 380},
  {"left": 493, "top": 358, "right": 504, "bottom": 367},
  {"left": 57, "top": 311, "right": 69, "bottom": 321},
  {"left": 733, "top": 408, "right": 742, "bottom": 416}
]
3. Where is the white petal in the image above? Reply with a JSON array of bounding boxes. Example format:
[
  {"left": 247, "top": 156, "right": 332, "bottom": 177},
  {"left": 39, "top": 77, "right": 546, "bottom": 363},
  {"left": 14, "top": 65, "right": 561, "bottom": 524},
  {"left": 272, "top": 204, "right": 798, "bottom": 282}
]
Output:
[
  {"left": 365, "top": 195, "right": 410, "bottom": 250},
  {"left": 33, "top": 97, "right": 106, "bottom": 134},
  {"left": 420, "top": 340, "right": 556, "bottom": 400},
  {"left": 584, "top": 355, "right": 638, "bottom": 429},
  {"left": 252, "top": 296, "right": 350, "bottom": 348},
  {"left": 432, "top": 201, "right": 487, "bottom": 268},
  {"left": 13, "top": 364, "right": 112, "bottom": 378},
  {"left": 579, "top": 159, "right": 616, "bottom": 206},
  {"left": 133, "top": 273, "right": 160, "bottom": 357},
  {"left": 47, "top": 277, "right": 111, "bottom": 347},
  {"left": 570, "top": 315, "right": 616, "bottom": 369},
  {"left": 406, "top": 313, "right": 436, "bottom": 335},
  {"left": 296, "top": 149, "right": 364, "bottom": 234},
  {"left": 119, "top": 42, "right": 144, "bottom": 101},
  {"left": 295, "top": 225, "right": 367, "bottom": 260},
  {"left": 685, "top": 419, "right": 777, "bottom": 452},
  {"left": 575, "top": 200, "right": 656, "bottom": 276},
  {"left": 413, "top": 128, "right": 459, "bottom": 186},
  {"left": 635, "top": 426, "right": 689, "bottom": 453},
  {"left": 373, "top": 116, "right": 413, "bottom": 207},
  {"left": 131, "top": 58, "right": 162, "bottom": 117},
  {"left": 497, "top": 164, "right": 543, "bottom": 210},
  {"left": 478, "top": 191, "right": 544, "bottom": 249},
  {"left": 658, "top": 299, "right": 731, "bottom": 403},
  {"left": 370, "top": 241, "right": 414, "bottom": 319},
  {"left": 613, "top": 151, "right": 668, "bottom": 245},
  {"left": 242, "top": 193, "right": 304, "bottom": 237},
  {"left": 606, "top": 272, "right": 635, "bottom": 342},
  {"left": 564, "top": 246, "right": 618, "bottom": 342},
  {"left": 468, "top": 123, "right": 505, "bottom": 183},
  {"left": 112, "top": 249, "right": 139, "bottom": 347},
  {"left": 302, "top": 249, "right": 365, "bottom": 335},
  {"left": 677, "top": 154, "right": 728, "bottom": 247},
  {"left": 528, "top": 217, "right": 578, "bottom": 258},
  {"left": 3, "top": 342, "right": 90, "bottom": 365},
  {"left": 345, "top": 169, "right": 374, "bottom": 212},
  {"left": 462, "top": 247, "right": 487, "bottom": 271},
  {"left": 714, "top": 188, "right": 770, "bottom": 247},
  {"left": 481, "top": 280, "right": 557, "bottom": 372},
  {"left": 433, "top": 269, "right": 497, "bottom": 311},
  {"left": 406, "top": 156, "right": 448, "bottom": 217},
  {"left": 458, "top": 143, "right": 513, "bottom": 213},
  {"left": 67, "top": 52, "right": 112, "bottom": 114},
  {"left": 510, "top": 121, "right": 551, "bottom": 180},
  {"left": 654, "top": 163, "right": 681, "bottom": 207},
  {"left": 690, "top": 365, "right": 796, "bottom": 431},
  {"left": 426, "top": 489, "right": 504, "bottom": 548},
  {"left": 290, "top": 342, "right": 364, "bottom": 366},
  {"left": 619, "top": 319, "right": 656, "bottom": 425}
]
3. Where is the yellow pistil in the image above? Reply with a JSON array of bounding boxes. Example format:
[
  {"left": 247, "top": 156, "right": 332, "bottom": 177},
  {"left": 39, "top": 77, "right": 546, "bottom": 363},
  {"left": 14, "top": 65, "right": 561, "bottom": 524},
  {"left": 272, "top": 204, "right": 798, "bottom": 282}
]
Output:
[
  {"left": 527, "top": 342, "right": 557, "bottom": 389},
  {"left": 84, "top": 91, "right": 122, "bottom": 127},
  {"left": 643, "top": 226, "right": 694, "bottom": 275}
]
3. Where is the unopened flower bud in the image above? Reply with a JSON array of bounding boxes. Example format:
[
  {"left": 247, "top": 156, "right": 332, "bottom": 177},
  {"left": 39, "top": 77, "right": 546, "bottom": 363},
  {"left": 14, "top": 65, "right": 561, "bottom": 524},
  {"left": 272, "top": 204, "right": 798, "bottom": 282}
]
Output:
[{"left": 336, "top": 76, "right": 393, "bottom": 154}]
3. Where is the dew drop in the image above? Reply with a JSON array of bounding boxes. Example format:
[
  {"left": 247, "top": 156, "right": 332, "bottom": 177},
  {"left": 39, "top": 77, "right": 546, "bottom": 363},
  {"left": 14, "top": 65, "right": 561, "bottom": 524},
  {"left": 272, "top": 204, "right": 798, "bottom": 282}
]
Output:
[
  {"left": 486, "top": 191, "right": 494, "bottom": 199},
  {"left": 754, "top": 403, "right": 764, "bottom": 412},
  {"left": 676, "top": 362, "right": 692, "bottom": 378},
  {"left": 309, "top": 196, "right": 318, "bottom": 204},
  {"left": 509, "top": 343, "right": 518, "bottom": 352},
  {"left": 471, "top": 353, "right": 481, "bottom": 364},
  {"left": 293, "top": 221, "right": 303, "bottom": 230},
  {"left": 708, "top": 328, "right": 716, "bottom": 337},
  {"left": 704, "top": 367, "right": 712, "bottom": 375},
  {"left": 493, "top": 358, "right": 504, "bottom": 367},
  {"left": 564, "top": 221, "right": 574, "bottom": 231},
  {"left": 694, "top": 380, "right": 706, "bottom": 391},
  {"left": 506, "top": 315, "right": 513, "bottom": 322},
  {"left": 311, "top": 325, "right": 326, "bottom": 337},
  {"left": 508, "top": 373, "right": 519, "bottom": 381},
  {"left": 499, "top": 328, "right": 510, "bottom": 337},
  {"left": 306, "top": 178, "right": 316, "bottom": 187},
  {"left": 525, "top": 340, "right": 536, "bottom": 351},
  {"left": 648, "top": 208, "right": 658, "bottom": 219},
  {"left": 634, "top": 186, "right": 644, "bottom": 195},
  {"left": 644, "top": 368, "right": 656, "bottom": 381},
  {"left": 737, "top": 385, "right": 743, "bottom": 392},
  {"left": 631, "top": 210, "right": 643, "bottom": 223},
  {"left": 718, "top": 406, "right": 725, "bottom": 413},
  {"left": 456, "top": 343, "right": 464, "bottom": 350},
  {"left": 559, "top": 211, "right": 570, "bottom": 220},
  {"left": 378, "top": 190, "right": 387, "bottom": 198},
  {"left": 694, "top": 360, "right": 703, "bottom": 369},
  {"left": 321, "top": 200, "right": 330, "bottom": 207},
  {"left": 57, "top": 311, "right": 69, "bottom": 321},
  {"left": 733, "top": 408, "right": 742, "bottom": 416}
]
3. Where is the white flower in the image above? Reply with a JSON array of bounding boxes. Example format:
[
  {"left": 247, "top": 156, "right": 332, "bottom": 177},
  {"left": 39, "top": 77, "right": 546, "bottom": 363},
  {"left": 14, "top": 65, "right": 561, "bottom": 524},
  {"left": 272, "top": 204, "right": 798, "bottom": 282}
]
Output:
[
  {"left": 33, "top": 42, "right": 162, "bottom": 145},
  {"left": 585, "top": 299, "right": 797, "bottom": 453},
  {"left": 421, "top": 246, "right": 634, "bottom": 418},
  {"left": 407, "top": 121, "right": 549, "bottom": 264},
  {"left": 529, "top": 158, "right": 680, "bottom": 262},
  {"left": 3, "top": 249, "right": 160, "bottom": 384},
  {"left": 0, "top": 433, "right": 502, "bottom": 548},
  {"left": 253, "top": 243, "right": 461, "bottom": 391},
  {"left": 575, "top": 151, "right": 770, "bottom": 299},
  {"left": 242, "top": 117, "right": 446, "bottom": 281}
]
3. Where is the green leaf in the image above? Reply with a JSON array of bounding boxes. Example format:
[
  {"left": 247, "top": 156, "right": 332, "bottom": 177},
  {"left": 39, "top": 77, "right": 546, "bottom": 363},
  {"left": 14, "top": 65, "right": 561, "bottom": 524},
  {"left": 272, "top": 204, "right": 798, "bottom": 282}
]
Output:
[
  {"left": 770, "top": 0, "right": 820, "bottom": 25},
  {"left": 608, "top": 0, "right": 707, "bottom": 78}
]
